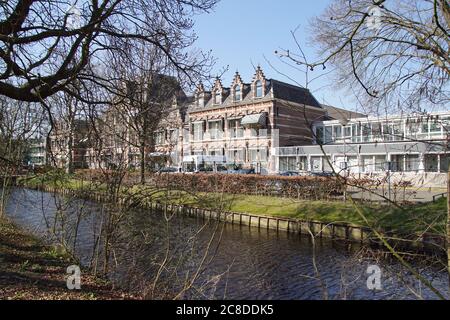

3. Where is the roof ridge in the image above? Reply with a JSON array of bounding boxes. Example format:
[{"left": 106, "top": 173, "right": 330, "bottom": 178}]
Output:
[{"left": 270, "top": 79, "right": 308, "bottom": 91}]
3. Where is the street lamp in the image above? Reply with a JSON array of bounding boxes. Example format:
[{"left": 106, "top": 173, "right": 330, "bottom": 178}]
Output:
[
  {"left": 339, "top": 118, "right": 349, "bottom": 201},
  {"left": 387, "top": 160, "right": 392, "bottom": 201},
  {"left": 339, "top": 118, "right": 349, "bottom": 176}
]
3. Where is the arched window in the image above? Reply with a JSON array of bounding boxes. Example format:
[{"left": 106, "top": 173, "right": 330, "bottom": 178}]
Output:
[
  {"left": 234, "top": 85, "right": 241, "bottom": 101},
  {"left": 255, "top": 80, "right": 263, "bottom": 98},
  {"left": 214, "top": 90, "right": 221, "bottom": 104}
]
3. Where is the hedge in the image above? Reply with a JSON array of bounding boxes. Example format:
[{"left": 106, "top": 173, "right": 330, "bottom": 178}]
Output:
[{"left": 147, "top": 173, "right": 344, "bottom": 200}]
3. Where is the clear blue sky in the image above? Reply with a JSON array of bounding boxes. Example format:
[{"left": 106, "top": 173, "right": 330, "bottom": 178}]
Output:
[{"left": 192, "top": 0, "right": 358, "bottom": 112}]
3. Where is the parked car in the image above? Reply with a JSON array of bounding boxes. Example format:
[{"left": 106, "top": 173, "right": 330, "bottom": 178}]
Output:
[
  {"left": 216, "top": 165, "right": 229, "bottom": 172},
  {"left": 235, "top": 168, "right": 255, "bottom": 174},
  {"left": 279, "top": 171, "right": 299, "bottom": 176},
  {"left": 157, "top": 167, "right": 178, "bottom": 173},
  {"left": 309, "top": 171, "right": 335, "bottom": 177}
]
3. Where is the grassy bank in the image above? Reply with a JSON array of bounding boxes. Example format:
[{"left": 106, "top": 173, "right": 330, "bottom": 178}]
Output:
[
  {"left": 142, "top": 190, "right": 447, "bottom": 236},
  {"left": 0, "top": 216, "right": 134, "bottom": 300},
  {"left": 20, "top": 172, "right": 448, "bottom": 237}
]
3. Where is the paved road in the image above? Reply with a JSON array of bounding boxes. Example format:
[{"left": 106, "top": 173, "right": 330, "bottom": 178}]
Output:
[{"left": 348, "top": 186, "right": 447, "bottom": 203}]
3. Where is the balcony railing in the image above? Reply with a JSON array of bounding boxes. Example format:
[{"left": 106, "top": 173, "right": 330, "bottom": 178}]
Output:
[{"left": 187, "top": 128, "right": 269, "bottom": 142}]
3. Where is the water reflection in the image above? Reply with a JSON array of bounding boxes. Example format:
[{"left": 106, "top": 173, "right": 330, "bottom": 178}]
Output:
[{"left": 5, "top": 188, "right": 448, "bottom": 300}]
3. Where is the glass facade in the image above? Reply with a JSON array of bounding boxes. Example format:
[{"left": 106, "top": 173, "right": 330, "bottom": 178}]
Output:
[
  {"left": 425, "top": 154, "right": 438, "bottom": 172},
  {"left": 214, "top": 90, "right": 221, "bottom": 104},
  {"left": 278, "top": 156, "right": 308, "bottom": 171},
  {"left": 227, "top": 149, "right": 245, "bottom": 163},
  {"left": 169, "top": 129, "right": 178, "bottom": 143},
  {"left": 192, "top": 123, "right": 203, "bottom": 141},
  {"left": 279, "top": 156, "right": 297, "bottom": 172},
  {"left": 425, "top": 154, "right": 450, "bottom": 172},
  {"left": 310, "top": 156, "right": 322, "bottom": 172},
  {"left": 154, "top": 131, "right": 164, "bottom": 145},
  {"left": 249, "top": 148, "right": 268, "bottom": 163},
  {"left": 441, "top": 154, "right": 450, "bottom": 172},
  {"left": 314, "top": 117, "right": 445, "bottom": 145},
  {"left": 277, "top": 113, "right": 449, "bottom": 177},
  {"left": 229, "top": 119, "right": 244, "bottom": 138},
  {"left": 391, "top": 154, "right": 404, "bottom": 172},
  {"left": 316, "top": 126, "right": 324, "bottom": 144},
  {"left": 234, "top": 85, "right": 241, "bottom": 101},
  {"left": 405, "top": 154, "right": 420, "bottom": 171},
  {"left": 361, "top": 155, "right": 374, "bottom": 172},
  {"left": 208, "top": 120, "right": 222, "bottom": 140},
  {"left": 374, "top": 155, "right": 386, "bottom": 172},
  {"left": 255, "top": 80, "right": 262, "bottom": 97},
  {"left": 391, "top": 154, "right": 420, "bottom": 172}
]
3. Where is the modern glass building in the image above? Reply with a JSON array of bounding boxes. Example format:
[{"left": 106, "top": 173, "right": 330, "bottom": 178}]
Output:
[{"left": 275, "top": 111, "right": 450, "bottom": 180}]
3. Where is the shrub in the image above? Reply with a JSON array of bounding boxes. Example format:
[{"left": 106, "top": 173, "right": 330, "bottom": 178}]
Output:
[{"left": 147, "top": 173, "right": 344, "bottom": 200}]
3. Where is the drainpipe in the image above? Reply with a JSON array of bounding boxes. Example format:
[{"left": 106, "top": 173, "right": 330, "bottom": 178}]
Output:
[
  {"left": 358, "top": 145, "right": 362, "bottom": 179},
  {"left": 307, "top": 154, "right": 311, "bottom": 172},
  {"left": 387, "top": 159, "right": 392, "bottom": 202}
]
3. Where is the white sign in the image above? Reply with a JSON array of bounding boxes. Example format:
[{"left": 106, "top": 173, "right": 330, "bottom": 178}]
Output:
[
  {"left": 366, "top": 264, "right": 382, "bottom": 290},
  {"left": 366, "top": 5, "right": 382, "bottom": 32},
  {"left": 66, "top": 4, "right": 82, "bottom": 30},
  {"left": 66, "top": 265, "right": 81, "bottom": 290}
]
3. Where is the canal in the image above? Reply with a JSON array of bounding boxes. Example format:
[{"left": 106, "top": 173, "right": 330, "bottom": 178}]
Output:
[{"left": 4, "top": 187, "right": 449, "bottom": 299}]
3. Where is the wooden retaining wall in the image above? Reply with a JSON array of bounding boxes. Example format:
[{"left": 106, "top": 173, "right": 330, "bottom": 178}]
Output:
[
  {"left": 27, "top": 185, "right": 448, "bottom": 256},
  {"left": 31, "top": 185, "right": 373, "bottom": 243}
]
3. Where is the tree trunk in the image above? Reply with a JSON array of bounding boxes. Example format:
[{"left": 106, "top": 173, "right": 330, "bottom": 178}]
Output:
[
  {"left": 140, "top": 141, "right": 145, "bottom": 185},
  {"left": 66, "top": 132, "right": 74, "bottom": 174},
  {"left": 66, "top": 96, "right": 75, "bottom": 174},
  {"left": 447, "top": 167, "right": 450, "bottom": 294}
]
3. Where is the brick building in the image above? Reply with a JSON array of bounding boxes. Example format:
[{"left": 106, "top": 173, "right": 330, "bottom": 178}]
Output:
[
  {"left": 48, "top": 67, "right": 350, "bottom": 173},
  {"left": 176, "top": 66, "right": 327, "bottom": 173}
]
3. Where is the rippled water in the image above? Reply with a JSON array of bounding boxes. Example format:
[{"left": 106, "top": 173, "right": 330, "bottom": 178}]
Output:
[{"left": 4, "top": 188, "right": 449, "bottom": 300}]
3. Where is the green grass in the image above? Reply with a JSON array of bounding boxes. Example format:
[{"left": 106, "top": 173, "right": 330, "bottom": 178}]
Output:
[
  {"left": 19, "top": 170, "right": 102, "bottom": 192},
  {"left": 128, "top": 187, "right": 447, "bottom": 236},
  {"left": 19, "top": 173, "right": 448, "bottom": 237},
  {"left": 0, "top": 216, "right": 133, "bottom": 299},
  {"left": 375, "top": 198, "right": 447, "bottom": 235}
]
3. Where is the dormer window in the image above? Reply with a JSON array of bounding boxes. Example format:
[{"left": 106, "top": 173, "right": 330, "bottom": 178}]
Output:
[
  {"left": 198, "top": 95, "right": 204, "bottom": 107},
  {"left": 196, "top": 83, "right": 206, "bottom": 107},
  {"left": 234, "top": 85, "right": 241, "bottom": 101},
  {"left": 255, "top": 80, "right": 263, "bottom": 98},
  {"left": 214, "top": 90, "right": 221, "bottom": 104}
]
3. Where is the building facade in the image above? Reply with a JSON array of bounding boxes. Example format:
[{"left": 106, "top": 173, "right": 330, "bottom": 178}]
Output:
[
  {"left": 26, "top": 138, "right": 47, "bottom": 167},
  {"left": 48, "top": 119, "right": 92, "bottom": 170},
  {"left": 275, "top": 111, "right": 450, "bottom": 186},
  {"left": 88, "top": 67, "right": 329, "bottom": 173},
  {"left": 44, "top": 66, "right": 448, "bottom": 183},
  {"left": 173, "top": 67, "right": 326, "bottom": 173}
]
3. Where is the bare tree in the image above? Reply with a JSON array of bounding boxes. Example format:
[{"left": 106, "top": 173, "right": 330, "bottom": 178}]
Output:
[
  {"left": 271, "top": 0, "right": 450, "bottom": 298},
  {"left": 45, "top": 89, "right": 84, "bottom": 174},
  {"left": 0, "top": 98, "right": 44, "bottom": 216},
  {"left": 0, "top": 0, "right": 217, "bottom": 102},
  {"left": 106, "top": 42, "right": 185, "bottom": 183},
  {"left": 281, "top": 0, "right": 449, "bottom": 114}
]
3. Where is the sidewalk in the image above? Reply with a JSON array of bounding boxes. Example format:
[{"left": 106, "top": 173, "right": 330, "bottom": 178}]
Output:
[{"left": 348, "top": 186, "right": 447, "bottom": 203}]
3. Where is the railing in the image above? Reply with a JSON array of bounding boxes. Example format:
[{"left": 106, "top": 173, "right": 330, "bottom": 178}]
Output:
[
  {"left": 432, "top": 192, "right": 447, "bottom": 202},
  {"left": 188, "top": 129, "right": 271, "bottom": 142},
  {"left": 275, "top": 147, "right": 298, "bottom": 156}
]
